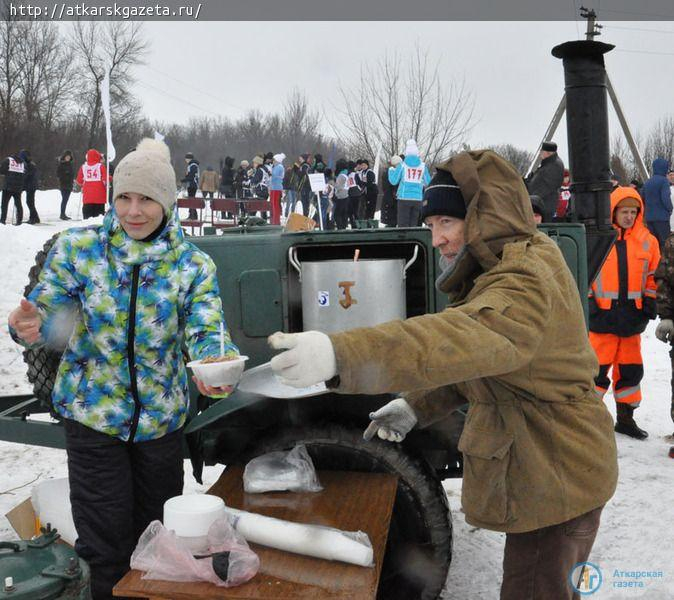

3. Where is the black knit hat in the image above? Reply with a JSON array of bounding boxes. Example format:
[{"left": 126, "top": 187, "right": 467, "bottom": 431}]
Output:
[
  {"left": 530, "top": 194, "right": 544, "bottom": 216},
  {"left": 421, "top": 170, "right": 466, "bottom": 221},
  {"left": 541, "top": 141, "right": 557, "bottom": 152}
]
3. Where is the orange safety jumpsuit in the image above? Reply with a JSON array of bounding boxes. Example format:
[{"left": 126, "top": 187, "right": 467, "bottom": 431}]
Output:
[{"left": 589, "top": 187, "right": 660, "bottom": 406}]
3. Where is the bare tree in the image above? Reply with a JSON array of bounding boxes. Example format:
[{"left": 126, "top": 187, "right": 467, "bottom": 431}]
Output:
[
  {"left": 70, "top": 21, "right": 148, "bottom": 148},
  {"left": 489, "top": 144, "right": 533, "bottom": 176},
  {"left": 332, "top": 44, "right": 475, "bottom": 165},
  {"left": 643, "top": 116, "right": 674, "bottom": 172},
  {"left": 15, "top": 22, "right": 73, "bottom": 130},
  {"left": 282, "top": 89, "right": 321, "bottom": 159},
  {"left": 0, "top": 12, "right": 22, "bottom": 147}
]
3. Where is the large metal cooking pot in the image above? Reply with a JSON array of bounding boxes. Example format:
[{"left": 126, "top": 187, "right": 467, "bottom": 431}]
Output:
[{"left": 289, "top": 247, "right": 418, "bottom": 334}]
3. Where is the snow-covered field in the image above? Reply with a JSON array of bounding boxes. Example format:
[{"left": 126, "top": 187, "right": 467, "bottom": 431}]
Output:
[{"left": 0, "top": 190, "right": 672, "bottom": 598}]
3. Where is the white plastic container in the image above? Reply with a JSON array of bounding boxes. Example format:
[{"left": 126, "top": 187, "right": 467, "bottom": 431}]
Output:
[
  {"left": 163, "top": 494, "right": 227, "bottom": 553},
  {"left": 187, "top": 355, "right": 248, "bottom": 387}
]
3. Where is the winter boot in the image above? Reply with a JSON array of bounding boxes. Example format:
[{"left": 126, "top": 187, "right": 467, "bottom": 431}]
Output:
[
  {"left": 615, "top": 402, "right": 648, "bottom": 440},
  {"left": 60, "top": 214, "right": 71, "bottom": 221}
]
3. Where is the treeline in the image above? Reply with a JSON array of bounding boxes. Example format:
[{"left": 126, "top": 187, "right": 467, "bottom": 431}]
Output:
[{"left": 0, "top": 17, "right": 337, "bottom": 188}]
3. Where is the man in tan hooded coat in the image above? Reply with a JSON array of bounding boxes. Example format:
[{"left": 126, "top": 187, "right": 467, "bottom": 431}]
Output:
[{"left": 269, "top": 150, "right": 618, "bottom": 599}]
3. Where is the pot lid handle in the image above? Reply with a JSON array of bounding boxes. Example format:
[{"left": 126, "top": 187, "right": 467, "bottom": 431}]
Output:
[{"left": 403, "top": 246, "right": 419, "bottom": 279}]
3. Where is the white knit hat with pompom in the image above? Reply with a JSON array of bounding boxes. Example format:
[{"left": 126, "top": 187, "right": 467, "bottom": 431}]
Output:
[{"left": 113, "top": 138, "right": 177, "bottom": 214}]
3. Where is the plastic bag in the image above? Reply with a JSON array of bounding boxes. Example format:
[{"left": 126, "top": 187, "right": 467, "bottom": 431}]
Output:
[
  {"left": 130, "top": 518, "right": 259, "bottom": 587},
  {"left": 243, "top": 444, "right": 323, "bottom": 493},
  {"left": 226, "top": 507, "right": 374, "bottom": 567},
  {"left": 31, "top": 478, "right": 78, "bottom": 546}
]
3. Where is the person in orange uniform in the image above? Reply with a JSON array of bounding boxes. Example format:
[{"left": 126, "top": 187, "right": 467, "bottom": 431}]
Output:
[{"left": 589, "top": 186, "right": 660, "bottom": 439}]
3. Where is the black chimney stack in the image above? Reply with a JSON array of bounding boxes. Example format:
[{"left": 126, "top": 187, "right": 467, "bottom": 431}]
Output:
[{"left": 552, "top": 40, "right": 617, "bottom": 285}]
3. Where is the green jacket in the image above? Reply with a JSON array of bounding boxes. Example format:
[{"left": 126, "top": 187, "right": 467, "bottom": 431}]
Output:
[{"left": 329, "top": 150, "right": 618, "bottom": 533}]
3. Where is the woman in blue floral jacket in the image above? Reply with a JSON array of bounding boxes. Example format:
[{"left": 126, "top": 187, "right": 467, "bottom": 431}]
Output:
[{"left": 8, "top": 139, "right": 238, "bottom": 600}]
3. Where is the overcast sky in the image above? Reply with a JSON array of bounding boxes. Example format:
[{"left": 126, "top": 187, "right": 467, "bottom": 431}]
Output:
[{"left": 133, "top": 21, "right": 674, "bottom": 164}]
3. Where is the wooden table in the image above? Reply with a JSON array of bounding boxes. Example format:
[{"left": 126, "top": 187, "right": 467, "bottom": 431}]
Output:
[{"left": 113, "top": 467, "right": 398, "bottom": 599}]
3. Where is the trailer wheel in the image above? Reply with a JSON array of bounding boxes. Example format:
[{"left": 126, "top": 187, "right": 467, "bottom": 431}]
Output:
[
  {"left": 22, "top": 234, "right": 64, "bottom": 411},
  {"left": 240, "top": 424, "right": 451, "bottom": 600}
]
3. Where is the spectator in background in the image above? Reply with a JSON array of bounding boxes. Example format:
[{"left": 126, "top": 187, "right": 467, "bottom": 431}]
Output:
[
  {"left": 199, "top": 165, "right": 219, "bottom": 200},
  {"left": 219, "top": 156, "right": 235, "bottom": 198},
  {"left": 653, "top": 225, "right": 674, "bottom": 447},
  {"left": 0, "top": 151, "right": 25, "bottom": 225},
  {"left": 76, "top": 149, "right": 109, "bottom": 220},
  {"left": 525, "top": 141, "right": 564, "bottom": 223},
  {"left": 629, "top": 178, "right": 642, "bottom": 193},
  {"left": 556, "top": 169, "right": 571, "bottom": 220},
  {"left": 181, "top": 152, "right": 200, "bottom": 219},
  {"left": 380, "top": 155, "right": 401, "bottom": 227},
  {"left": 643, "top": 158, "right": 672, "bottom": 251},
  {"left": 20, "top": 150, "right": 40, "bottom": 224},
  {"left": 322, "top": 167, "right": 335, "bottom": 230},
  {"left": 270, "top": 153, "right": 285, "bottom": 225},
  {"left": 250, "top": 155, "right": 269, "bottom": 200},
  {"left": 235, "top": 160, "right": 251, "bottom": 199},
  {"left": 589, "top": 187, "right": 659, "bottom": 440},
  {"left": 333, "top": 158, "right": 349, "bottom": 230},
  {"left": 297, "top": 154, "right": 313, "bottom": 217},
  {"left": 360, "top": 158, "right": 378, "bottom": 221},
  {"left": 346, "top": 160, "right": 363, "bottom": 229},
  {"left": 530, "top": 194, "right": 544, "bottom": 224},
  {"left": 609, "top": 171, "right": 620, "bottom": 191},
  {"left": 389, "top": 139, "right": 431, "bottom": 227},
  {"left": 57, "top": 150, "right": 75, "bottom": 221},
  {"left": 313, "top": 167, "right": 331, "bottom": 228},
  {"left": 668, "top": 170, "right": 674, "bottom": 231},
  {"left": 313, "top": 153, "right": 326, "bottom": 173},
  {"left": 283, "top": 159, "right": 300, "bottom": 218}
]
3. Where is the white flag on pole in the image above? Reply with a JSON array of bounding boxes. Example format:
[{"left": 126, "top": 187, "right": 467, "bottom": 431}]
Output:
[
  {"left": 154, "top": 131, "right": 165, "bottom": 142},
  {"left": 373, "top": 142, "right": 383, "bottom": 184},
  {"left": 100, "top": 70, "right": 115, "bottom": 163}
]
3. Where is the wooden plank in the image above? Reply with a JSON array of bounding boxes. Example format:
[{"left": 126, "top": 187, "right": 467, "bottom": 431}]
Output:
[{"left": 114, "top": 468, "right": 397, "bottom": 599}]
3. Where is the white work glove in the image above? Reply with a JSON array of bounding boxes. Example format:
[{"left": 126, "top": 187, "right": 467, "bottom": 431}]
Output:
[
  {"left": 656, "top": 319, "right": 674, "bottom": 343},
  {"left": 363, "top": 398, "right": 418, "bottom": 443},
  {"left": 268, "top": 331, "right": 337, "bottom": 388}
]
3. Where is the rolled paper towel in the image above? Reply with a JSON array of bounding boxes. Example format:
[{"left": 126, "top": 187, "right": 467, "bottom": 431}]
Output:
[{"left": 224, "top": 507, "right": 374, "bottom": 567}]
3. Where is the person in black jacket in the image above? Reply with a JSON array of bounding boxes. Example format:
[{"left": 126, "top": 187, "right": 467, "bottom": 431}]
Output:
[
  {"left": 0, "top": 152, "right": 25, "bottom": 225},
  {"left": 220, "top": 156, "right": 235, "bottom": 197},
  {"left": 360, "top": 158, "right": 379, "bottom": 220},
  {"left": 297, "top": 154, "right": 313, "bottom": 216},
  {"left": 20, "top": 150, "right": 40, "bottom": 224},
  {"left": 380, "top": 156, "right": 400, "bottom": 227},
  {"left": 181, "top": 152, "right": 200, "bottom": 218},
  {"left": 57, "top": 150, "right": 75, "bottom": 220},
  {"left": 525, "top": 141, "right": 565, "bottom": 223},
  {"left": 313, "top": 153, "right": 326, "bottom": 174}
]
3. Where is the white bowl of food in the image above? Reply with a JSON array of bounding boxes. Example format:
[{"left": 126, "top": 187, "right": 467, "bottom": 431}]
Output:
[{"left": 187, "top": 355, "right": 248, "bottom": 387}]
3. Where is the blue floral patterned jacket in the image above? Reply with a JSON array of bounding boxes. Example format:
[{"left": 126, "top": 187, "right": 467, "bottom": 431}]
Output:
[{"left": 22, "top": 208, "right": 238, "bottom": 442}]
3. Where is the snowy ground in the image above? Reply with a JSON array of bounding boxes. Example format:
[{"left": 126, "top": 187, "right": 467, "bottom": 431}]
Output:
[{"left": 0, "top": 190, "right": 673, "bottom": 598}]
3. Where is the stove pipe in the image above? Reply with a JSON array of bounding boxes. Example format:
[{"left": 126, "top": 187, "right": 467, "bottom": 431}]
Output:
[{"left": 552, "top": 40, "right": 617, "bottom": 285}]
